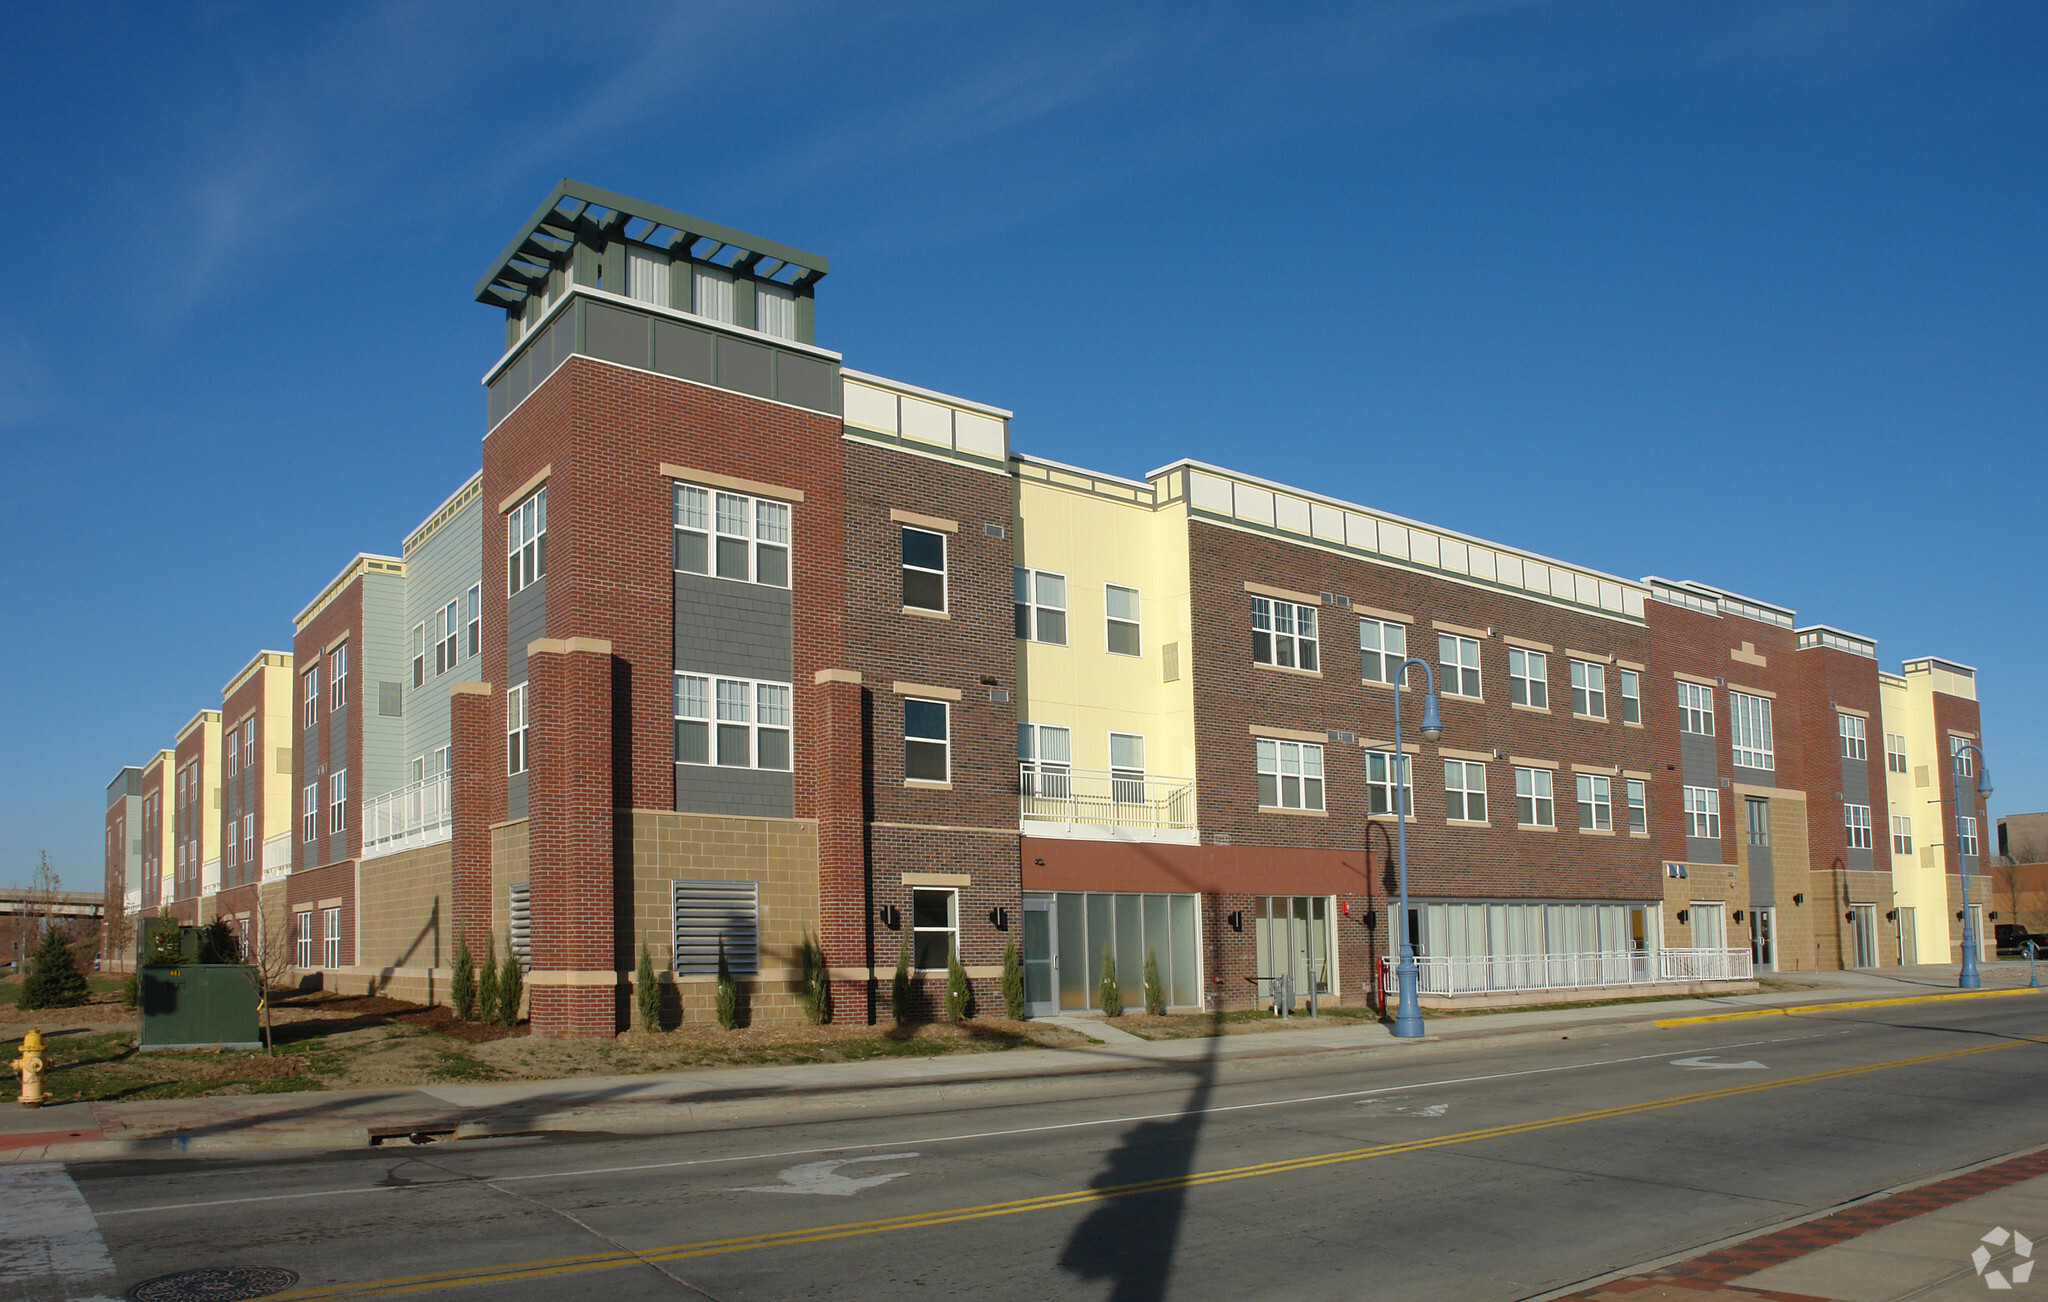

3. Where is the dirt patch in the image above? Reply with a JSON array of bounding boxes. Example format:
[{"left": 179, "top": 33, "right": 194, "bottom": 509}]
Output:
[{"left": 1115, "top": 1010, "right": 1375, "bottom": 1040}]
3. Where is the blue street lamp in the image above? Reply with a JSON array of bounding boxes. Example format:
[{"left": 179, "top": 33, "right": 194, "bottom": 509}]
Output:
[
  {"left": 1953, "top": 741, "right": 1993, "bottom": 990},
  {"left": 1388, "top": 658, "right": 1444, "bottom": 1038}
]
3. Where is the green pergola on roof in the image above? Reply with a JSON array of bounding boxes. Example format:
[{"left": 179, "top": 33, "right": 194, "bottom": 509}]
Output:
[{"left": 473, "top": 179, "right": 828, "bottom": 311}]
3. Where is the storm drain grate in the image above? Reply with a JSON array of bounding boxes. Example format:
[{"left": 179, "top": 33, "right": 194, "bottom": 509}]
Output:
[{"left": 125, "top": 1266, "right": 299, "bottom": 1301}]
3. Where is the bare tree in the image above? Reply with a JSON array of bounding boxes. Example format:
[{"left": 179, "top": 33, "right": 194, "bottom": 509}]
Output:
[{"left": 243, "top": 901, "right": 297, "bottom": 1054}]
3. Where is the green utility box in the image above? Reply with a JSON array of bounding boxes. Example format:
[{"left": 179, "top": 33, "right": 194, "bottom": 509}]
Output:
[{"left": 135, "top": 919, "right": 262, "bottom": 1050}]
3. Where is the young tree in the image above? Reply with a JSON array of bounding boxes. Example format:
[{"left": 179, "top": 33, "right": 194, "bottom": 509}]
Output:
[
  {"left": 889, "top": 927, "right": 914, "bottom": 1025},
  {"left": 1001, "top": 938, "right": 1025, "bottom": 1020},
  {"left": 20, "top": 924, "right": 89, "bottom": 1010},
  {"left": 1142, "top": 945, "right": 1166, "bottom": 1016},
  {"left": 198, "top": 917, "right": 241, "bottom": 964},
  {"left": 714, "top": 937, "right": 739, "bottom": 1030},
  {"left": 497, "top": 939, "right": 523, "bottom": 1029},
  {"left": 635, "top": 938, "right": 660, "bottom": 1032},
  {"left": 945, "top": 948, "right": 973, "bottom": 1021},
  {"left": 478, "top": 933, "right": 500, "bottom": 1026},
  {"left": 798, "top": 931, "right": 830, "bottom": 1026},
  {"left": 1098, "top": 944, "right": 1123, "bottom": 1018},
  {"left": 451, "top": 935, "right": 477, "bottom": 1022},
  {"left": 247, "top": 904, "right": 298, "bottom": 1054}
]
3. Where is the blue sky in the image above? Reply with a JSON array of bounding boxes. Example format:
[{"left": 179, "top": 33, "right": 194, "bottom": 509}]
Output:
[{"left": 3, "top": 2, "right": 2043, "bottom": 890}]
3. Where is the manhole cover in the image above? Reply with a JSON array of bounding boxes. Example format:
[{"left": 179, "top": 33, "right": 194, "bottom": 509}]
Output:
[{"left": 125, "top": 1266, "right": 300, "bottom": 1302}]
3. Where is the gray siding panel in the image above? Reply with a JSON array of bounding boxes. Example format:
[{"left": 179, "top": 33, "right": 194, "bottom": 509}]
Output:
[
  {"left": 673, "top": 573, "right": 791, "bottom": 681},
  {"left": 1840, "top": 758, "right": 1870, "bottom": 804},
  {"left": 1679, "top": 733, "right": 1718, "bottom": 787},
  {"left": 653, "top": 320, "right": 714, "bottom": 384},
  {"left": 1686, "top": 837, "right": 1724, "bottom": 865},
  {"left": 400, "top": 490, "right": 486, "bottom": 785},
  {"left": 1748, "top": 843, "right": 1774, "bottom": 909},
  {"left": 674, "top": 765, "right": 794, "bottom": 819},
  {"left": 360, "top": 573, "right": 410, "bottom": 801},
  {"left": 774, "top": 354, "right": 835, "bottom": 412},
  {"left": 717, "top": 337, "right": 772, "bottom": 398},
  {"left": 586, "top": 302, "right": 651, "bottom": 368},
  {"left": 1731, "top": 765, "right": 1773, "bottom": 789}
]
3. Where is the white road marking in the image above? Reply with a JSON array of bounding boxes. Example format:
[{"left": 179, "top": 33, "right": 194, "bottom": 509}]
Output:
[
  {"left": 1671, "top": 1055, "right": 1767, "bottom": 1070},
  {"left": 1415, "top": 1103, "right": 1450, "bottom": 1117},
  {"left": 0, "top": 1164, "right": 122, "bottom": 1302},
  {"left": 734, "top": 1153, "right": 918, "bottom": 1197},
  {"left": 93, "top": 1027, "right": 1851, "bottom": 1218}
]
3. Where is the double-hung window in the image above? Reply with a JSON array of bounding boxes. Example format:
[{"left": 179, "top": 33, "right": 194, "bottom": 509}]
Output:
[
  {"left": 1677, "top": 681, "right": 1714, "bottom": 735},
  {"left": 302, "top": 784, "right": 317, "bottom": 843},
  {"left": 1891, "top": 815, "right": 1913, "bottom": 856},
  {"left": 1018, "top": 723, "right": 1072, "bottom": 798},
  {"left": 1626, "top": 778, "right": 1647, "bottom": 832},
  {"left": 1885, "top": 732, "right": 1908, "bottom": 774},
  {"left": 1747, "top": 797, "right": 1770, "bottom": 846},
  {"left": 1845, "top": 803, "right": 1873, "bottom": 850},
  {"left": 1951, "top": 736, "right": 1975, "bottom": 777},
  {"left": 1252, "top": 597, "right": 1317, "bottom": 670},
  {"left": 1109, "top": 733, "right": 1147, "bottom": 804},
  {"left": 1015, "top": 569, "right": 1068, "bottom": 644},
  {"left": 411, "top": 624, "right": 426, "bottom": 688},
  {"left": 466, "top": 584, "right": 482, "bottom": 658},
  {"left": 1359, "top": 618, "right": 1406, "bottom": 683},
  {"left": 243, "top": 726, "right": 255, "bottom": 772},
  {"left": 295, "top": 912, "right": 313, "bottom": 969},
  {"left": 1444, "top": 759, "right": 1486, "bottom": 821},
  {"left": 674, "top": 483, "right": 790, "bottom": 586},
  {"left": 905, "top": 699, "right": 950, "bottom": 783},
  {"left": 323, "top": 906, "right": 340, "bottom": 969},
  {"left": 912, "top": 887, "right": 958, "bottom": 970},
  {"left": 226, "top": 735, "right": 238, "bottom": 779},
  {"left": 242, "top": 813, "right": 254, "bottom": 868},
  {"left": 331, "top": 645, "right": 348, "bottom": 712},
  {"left": 1438, "top": 634, "right": 1480, "bottom": 698},
  {"left": 1576, "top": 774, "right": 1612, "bottom": 831},
  {"left": 507, "top": 683, "right": 529, "bottom": 775},
  {"left": 1619, "top": 669, "right": 1641, "bottom": 724},
  {"left": 436, "top": 600, "right": 459, "bottom": 675},
  {"left": 1509, "top": 648, "right": 1547, "bottom": 708},
  {"left": 328, "top": 770, "right": 347, "bottom": 834},
  {"left": 1515, "top": 767, "right": 1554, "bottom": 828},
  {"left": 304, "top": 667, "right": 319, "bottom": 728},
  {"left": 508, "top": 486, "right": 547, "bottom": 595},
  {"left": 1363, "top": 750, "right": 1409, "bottom": 816},
  {"left": 1259, "top": 738, "right": 1326, "bottom": 811},
  {"left": 1684, "top": 786, "right": 1721, "bottom": 840},
  {"left": 1839, "top": 714, "right": 1867, "bottom": 761},
  {"left": 1958, "top": 814, "right": 1978, "bottom": 858},
  {"left": 1105, "top": 585, "right": 1141, "bottom": 656},
  {"left": 672, "top": 674, "right": 792, "bottom": 770},
  {"left": 1730, "top": 692, "right": 1774, "bottom": 770},
  {"left": 901, "top": 528, "right": 946, "bottom": 611},
  {"left": 1571, "top": 660, "right": 1606, "bottom": 718}
]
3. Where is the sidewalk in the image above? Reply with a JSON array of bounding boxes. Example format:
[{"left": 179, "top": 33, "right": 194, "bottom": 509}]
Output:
[{"left": 1, "top": 963, "right": 2033, "bottom": 1162}]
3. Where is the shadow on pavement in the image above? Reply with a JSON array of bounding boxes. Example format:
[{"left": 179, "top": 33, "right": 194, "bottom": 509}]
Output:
[{"left": 1057, "top": 1011, "right": 1225, "bottom": 1301}]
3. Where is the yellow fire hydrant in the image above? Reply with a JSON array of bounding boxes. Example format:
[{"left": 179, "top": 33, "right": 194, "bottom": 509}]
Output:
[{"left": 10, "top": 1029, "right": 45, "bottom": 1108}]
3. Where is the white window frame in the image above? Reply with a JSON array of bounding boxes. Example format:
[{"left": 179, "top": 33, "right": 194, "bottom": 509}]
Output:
[
  {"left": 1746, "top": 796, "right": 1770, "bottom": 846},
  {"left": 1105, "top": 584, "right": 1142, "bottom": 657},
  {"left": 1438, "top": 633, "right": 1481, "bottom": 699},
  {"left": 295, "top": 911, "right": 313, "bottom": 969},
  {"left": 1359, "top": 617, "right": 1406, "bottom": 684},
  {"left": 1252, "top": 596, "right": 1317, "bottom": 671},
  {"left": 242, "top": 724, "right": 254, "bottom": 772},
  {"left": 1019, "top": 723, "right": 1073, "bottom": 796},
  {"left": 1016, "top": 568, "right": 1069, "bottom": 645},
  {"left": 1619, "top": 669, "right": 1641, "bottom": 724},
  {"left": 226, "top": 732, "right": 238, "bottom": 779},
  {"left": 911, "top": 886, "right": 959, "bottom": 972},
  {"left": 328, "top": 770, "right": 347, "bottom": 834},
  {"left": 1444, "top": 759, "right": 1487, "bottom": 822},
  {"left": 242, "top": 813, "right": 254, "bottom": 868},
  {"left": 900, "top": 526, "right": 947, "bottom": 613},
  {"left": 508, "top": 485, "right": 547, "bottom": 596},
  {"left": 1891, "top": 815, "right": 1913, "bottom": 856},
  {"left": 1839, "top": 713, "right": 1867, "bottom": 761},
  {"left": 1845, "top": 803, "right": 1873, "bottom": 850},
  {"left": 322, "top": 905, "right": 340, "bottom": 969},
  {"left": 1259, "top": 738, "right": 1327, "bottom": 812},
  {"left": 1684, "top": 785, "right": 1722, "bottom": 840},
  {"left": 1958, "top": 814, "right": 1979, "bottom": 858},
  {"left": 1570, "top": 659, "right": 1606, "bottom": 719},
  {"left": 411, "top": 623, "right": 426, "bottom": 688},
  {"left": 1109, "top": 732, "right": 1146, "bottom": 803},
  {"left": 672, "top": 673, "right": 792, "bottom": 770},
  {"left": 1885, "top": 732, "right": 1907, "bottom": 774},
  {"left": 436, "top": 599, "right": 459, "bottom": 675},
  {"left": 1576, "top": 773, "right": 1612, "bottom": 831},
  {"left": 466, "top": 584, "right": 482, "bottom": 658},
  {"left": 1951, "top": 736, "right": 1975, "bottom": 777},
  {"left": 674, "top": 482, "right": 790, "bottom": 588},
  {"left": 1678, "top": 681, "right": 1714, "bottom": 735},
  {"left": 1363, "top": 750, "right": 1409, "bottom": 816},
  {"left": 1626, "top": 778, "right": 1647, "bottom": 833},
  {"left": 1515, "top": 766, "right": 1554, "bottom": 828},
  {"left": 507, "top": 683, "right": 529, "bottom": 775},
  {"left": 304, "top": 666, "right": 319, "bottom": 729},
  {"left": 1730, "top": 692, "right": 1775, "bottom": 771},
  {"left": 330, "top": 644, "right": 347, "bottom": 713},
  {"left": 302, "top": 783, "right": 317, "bottom": 843},
  {"left": 1509, "top": 647, "right": 1547, "bottom": 708},
  {"left": 905, "top": 698, "right": 950, "bottom": 784}
]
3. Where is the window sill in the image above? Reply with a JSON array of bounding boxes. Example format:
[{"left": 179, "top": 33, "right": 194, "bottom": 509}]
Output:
[
  {"left": 1573, "top": 713, "right": 1609, "bottom": 725},
  {"left": 903, "top": 605, "right": 950, "bottom": 620},
  {"left": 1624, "top": 720, "right": 1644, "bottom": 729},
  {"left": 905, "top": 779, "right": 954, "bottom": 790},
  {"left": 1259, "top": 805, "right": 1329, "bottom": 817},
  {"left": 1255, "top": 661, "right": 1322, "bottom": 679},
  {"left": 1629, "top": 830, "right": 1650, "bottom": 839},
  {"left": 1018, "top": 638, "right": 1070, "bottom": 649},
  {"left": 1446, "top": 818, "right": 1490, "bottom": 829},
  {"left": 1518, "top": 823, "right": 1558, "bottom": 833},
  {"left": 1359, "top": 679, "right": 1411, "bottom": 691},
  {"left": 1444, "top": 693, "right": 1484, "bottom": 705},
  {"left": 1510, "top": 701, "right": 1550, "bottom": 715},
  {"left": 1578, "top": 826, "right": 1616, "bottom": 837}
]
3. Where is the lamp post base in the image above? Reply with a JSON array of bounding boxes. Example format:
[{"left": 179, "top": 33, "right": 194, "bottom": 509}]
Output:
[{"left": 1392, "top": 959, "right": 1425, "bottom": 1038}]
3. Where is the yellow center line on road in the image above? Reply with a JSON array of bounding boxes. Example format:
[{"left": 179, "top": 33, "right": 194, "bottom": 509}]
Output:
[
  {"left": 1655, "top": 985, "right": 2040, "bottom": 1028},
  {"left": 274, "top": 1035, "right": 2036, "bottom": 1300}
]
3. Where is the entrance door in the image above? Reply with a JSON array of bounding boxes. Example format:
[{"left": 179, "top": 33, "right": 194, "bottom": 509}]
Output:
[
  {"left": 1750, "top": 908, "right": 1775, "bottom": 972},
  {"left": 1851, "top": 904, "right": 1878, "bottom": 968},
  {"left": 1022, "top": 897, "right": 1056, "bottom": 1018},
  {"left": 1968, "top": 904, "right": 1989, "bottom": 963},
  {"left": 1897, "top": 907, "right": 1918, "bottom": 965}
]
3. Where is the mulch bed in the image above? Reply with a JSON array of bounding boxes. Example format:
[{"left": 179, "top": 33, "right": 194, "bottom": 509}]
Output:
[{"left": 267, "top": 992, "right": 527, "bottom": 1045}]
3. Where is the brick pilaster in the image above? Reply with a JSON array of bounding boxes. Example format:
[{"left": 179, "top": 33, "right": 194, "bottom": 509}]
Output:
[
  {"left": 813, "top": 670, "right": 873, "bottom": 1024},
  {"left": 526, "top": 637, "right": 617, "bottom": 1037},
  {"left": 449, "top": 681, "right": 495, "bottom": 956}
]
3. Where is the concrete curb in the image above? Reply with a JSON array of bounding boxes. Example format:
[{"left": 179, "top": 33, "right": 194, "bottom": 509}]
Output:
[{"left": 1653, "top": 985, "right": 2040, "bottom": 1028}]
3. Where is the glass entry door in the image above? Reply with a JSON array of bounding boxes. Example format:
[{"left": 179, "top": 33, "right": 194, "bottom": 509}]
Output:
[
  {"left": 1898, "top": 907, "right": 1918, "bottom": 964},
  {"left": 1851, "top": 904, "right": 1878, "bottom": 968},
  {"left": 1750, "top": 908, "right": 1774, "bottom": 972},
  {"left": 1022, "top": 897, "right": 1056, "bottom": 1017}
]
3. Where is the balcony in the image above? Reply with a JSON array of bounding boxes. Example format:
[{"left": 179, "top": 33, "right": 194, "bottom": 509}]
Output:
[
  {"left": 363, "top": 773, "right": 452, "bottom": 860},
  {"left": 1018, "top": 765, "right": 1198, "bottom": 844}
]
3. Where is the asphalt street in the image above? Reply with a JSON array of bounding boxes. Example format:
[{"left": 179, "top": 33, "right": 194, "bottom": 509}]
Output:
[{"left": 15, "top": 998, "right": 2048, "bottom": 1301}]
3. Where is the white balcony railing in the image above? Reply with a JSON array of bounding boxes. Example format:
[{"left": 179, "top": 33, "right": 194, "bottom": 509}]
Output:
[
  {"left": 262, "top": 833, "right": 291, "bottom": 881},
  {"left": 363, "top": 773, "right": 453, "bottom": 860},
  {"left": 1402, "top": 947, "right": 1754, "bottom": 998},
  {"left": 1019, "top": 765, "right": 1196, "bottom": 833}
]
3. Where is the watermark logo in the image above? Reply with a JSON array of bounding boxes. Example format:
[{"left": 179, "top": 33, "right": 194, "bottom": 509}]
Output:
[{"left": 1974, "top": 1227, "right": 2035, "bottom": 1290}]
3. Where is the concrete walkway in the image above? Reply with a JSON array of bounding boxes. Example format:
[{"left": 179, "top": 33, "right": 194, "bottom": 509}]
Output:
[{"left": 1, "top": 961, "right": 2034, "bottom": 1162}]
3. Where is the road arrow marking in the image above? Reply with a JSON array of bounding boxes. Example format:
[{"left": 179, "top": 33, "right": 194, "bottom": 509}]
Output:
[
  {"left": 1671, "top": 1055, "right": 1767, "bottom": 1070},
  {"left": 735, "top": 1154, "right": 919, "bottom": 1197}
]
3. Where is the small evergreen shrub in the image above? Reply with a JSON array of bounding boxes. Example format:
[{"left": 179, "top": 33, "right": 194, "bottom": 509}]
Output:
[
  {"left": 1098, "top": 944, "right": 1122, "bottom": 1018},
  {"left": 497, "top": 939, "right": 523, "bottom": 1028},
  {"left": 1143, "top": 945, "right": 1166, "bottom": 1016},
  {"left": 121, "top": 972, "right": 138, "bottom": 1008},
  {"left": 20, "top": 926, "right": 89, "bottom": 1010},
  {"left": 478, "top": 933, "right": 500, "bottom": 1026},
  {"left": 1001, "top": 938, "right": 1025, "bottom": 1020},
  {"left": 198, "top": 918, "right": 241, "bottom": 965},
  {"left": 451, "top": 935, "right": 477, "bottom": 1021},
  {"left": 890, "top": 928, "right": 914, "bottom": 1025},
  {"left": 635, "top": 939, "right": 661, "bottom": 1032},
  {"left": 714, "top": 937, "right": 739, "bottom": 1030},
  {"left": 945, "top": 949, "right": 972, "bottom": 1021},
  {"left": 798, "top": 931, "right": 830, "bottom": 1026}
]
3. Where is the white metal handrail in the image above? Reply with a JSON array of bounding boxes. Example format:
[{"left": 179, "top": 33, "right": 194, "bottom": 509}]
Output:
[
  {"left": 1019, "top": 764, "right": 1195, "bottom": 831},
  {"left": 1405, "top": 947, "right": 1754, "bottom": 997},
  {"left": 363, "top": 773, "right": 453, "bottom": 859},
  {"left": 262, "top": 833, "right": 291, "bottom": 881}
]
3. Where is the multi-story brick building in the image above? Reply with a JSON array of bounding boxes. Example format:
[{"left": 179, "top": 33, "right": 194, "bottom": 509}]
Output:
[
  {"left": 96, "top": 179, "right": 1999, "bottom": 1024},
  {"left": 167, "top": 711, "right": 221, "bottom": 924},
  {"left": 103, "top": 766, "right": 145, "bottom": 965},
  {"left": 1880, "top": 656, "right": 1992, "bottom": 965},
  {"left": 214, "top": 651, "right": 295, "bottom": 945}
]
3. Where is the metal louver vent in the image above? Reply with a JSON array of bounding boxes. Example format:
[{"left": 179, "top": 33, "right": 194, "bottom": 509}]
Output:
[
  {"left": 508, "top": 883, "right": 531, "bottom": 971},
  {"left": 672, "top": 879, "right": 759, "bottom": 976}
]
